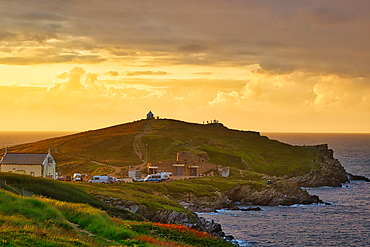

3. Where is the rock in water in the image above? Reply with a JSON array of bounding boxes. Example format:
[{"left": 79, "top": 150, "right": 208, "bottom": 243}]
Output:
[{"left": 348, "top": 173, "right": 370, "bottom": 182}]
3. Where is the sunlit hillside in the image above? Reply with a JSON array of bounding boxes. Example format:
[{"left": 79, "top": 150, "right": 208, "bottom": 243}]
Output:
[{"left": 1, "top": 119, "right": 322, "bottom": 177}]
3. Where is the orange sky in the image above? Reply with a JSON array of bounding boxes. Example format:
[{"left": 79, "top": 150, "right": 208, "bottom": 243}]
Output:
[{"left": 0, "top": 0, "right": 370, "bottom": 132}]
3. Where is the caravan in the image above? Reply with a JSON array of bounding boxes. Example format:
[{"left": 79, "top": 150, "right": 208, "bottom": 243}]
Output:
[{"left": 88, "top": 175, "right": 113, "bottom": 184}]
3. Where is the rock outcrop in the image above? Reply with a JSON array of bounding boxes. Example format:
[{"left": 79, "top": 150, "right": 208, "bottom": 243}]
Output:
[
  {"left": 94, "top": 195, "right": 226, "bottom": 238},
  {"left": 175, "top": 178, "right": 323, "bottom": 210},
  {"left": 347, "top": 173, "right": 370, "bottom": 182},
  {"left": 289, "top": 144, "right": 349, "bottom": 187},
  {"left": 225, "top": 180, "right": 322, "bottom": 206},
  {"left": 178, "top": 191, "right": 238, "bottom": 213}
]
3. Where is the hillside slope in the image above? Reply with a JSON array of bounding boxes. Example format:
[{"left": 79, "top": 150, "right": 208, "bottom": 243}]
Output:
[{"left": 1, "top": 119, "right": 326, "bottom": 177}]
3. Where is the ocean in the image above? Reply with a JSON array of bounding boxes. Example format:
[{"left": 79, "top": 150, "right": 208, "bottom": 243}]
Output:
[
  {"left": 0, "top": 131, "right": 76, "bottom": 149},
  {"left": 1, "top": 132, "right": 369, "bottom": 246},
  {"left": 198, "top": 133, "right": 370, "bottom": 247}
]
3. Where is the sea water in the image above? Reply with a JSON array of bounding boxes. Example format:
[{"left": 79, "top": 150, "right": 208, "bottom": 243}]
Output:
[
  {"left": 0, "top": 131, "right": 76, "bottom": 148},
  {"left": 198, "top": 133, "right": 370, "bottom": 246},
  {"left": 1, "top": 132, "right": 370, "bottom": 246}
]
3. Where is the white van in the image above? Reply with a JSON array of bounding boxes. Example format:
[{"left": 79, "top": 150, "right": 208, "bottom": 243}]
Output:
[
  {"left": 144, "top": 174, "right": 162, "bottom": 182},
  {"left": 88, "top": 175, "right": 113, "bottom": 184},
  {"left": 144, "top": 172, "right": 171, "bottom": 182}
]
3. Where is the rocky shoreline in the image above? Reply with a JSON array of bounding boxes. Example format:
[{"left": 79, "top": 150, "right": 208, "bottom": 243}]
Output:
[
  {"left": 95, "top": 144, "right": 368, "bottom": 243},
  {"left": 95, "top": 194, "right": 228, "bottom": 238}
]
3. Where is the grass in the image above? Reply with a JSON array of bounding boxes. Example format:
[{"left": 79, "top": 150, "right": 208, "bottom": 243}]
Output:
[
  {"left": 0, "top": 173, "right": 141, "bottom": 221},
  {"left": 75, "top": 175, "right": 268, "bottom": 209},
  {"left": 139, "top": 119, "right": 322, "bottom": 177},
  {"left": 0, "top": 191, "right": 104, "bottom": 247},
  {"left": 0, "top": 190, "right": 234, "bottom": 247},
  {"left": 1, "top": 119, "right": 323, "bottom": 178},
  {"left": 0, "top": 118, "right": 327, "bottom": 246},
  {"left": 0, "top": 171, "right": 267, "bottom": 215}
]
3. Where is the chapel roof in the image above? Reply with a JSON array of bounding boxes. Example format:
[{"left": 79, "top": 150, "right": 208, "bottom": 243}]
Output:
[{"left": 0, "top": 153, "right": 48, "bottom": 165}]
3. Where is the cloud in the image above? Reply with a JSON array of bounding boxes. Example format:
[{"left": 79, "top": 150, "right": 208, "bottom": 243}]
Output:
[
  {"left": 194, "top": 72, "right": 213, "bottom": 75},
  {"left": 178, "top": 43, "right": 209, "bottom": 53},
  {"left": 1, "top": 1, "right": 370, "bottom": 132},
  {"left": 107, "top": 71, "right": 119, "bottom": 76},
  {"left": 0, "top": 55, "right": 105, "bottom": 65},
  {"left": 1, "top": 0, "right": 369, "bottom": 75},
  {"left": 1, "top": 66, "right": 369, "bottom": 132},
  {"left": 0, "top": 31, "right": 16, "bottom": 40},
  {"left": 125, "top": 71, "right": 170, "bottom": 76}
]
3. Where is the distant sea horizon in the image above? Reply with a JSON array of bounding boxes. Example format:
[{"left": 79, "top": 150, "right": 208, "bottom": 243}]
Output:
[
  {"left": 0, "top": 131, "right": 77, "bottom": 148},
  {"left": 1, "top": 130, "right": 369, "bottom": 149}
]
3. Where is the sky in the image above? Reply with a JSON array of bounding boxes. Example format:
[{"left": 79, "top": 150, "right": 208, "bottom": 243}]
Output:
[{"left": 1, "top": 0, "right": 370, "bottom": 132}]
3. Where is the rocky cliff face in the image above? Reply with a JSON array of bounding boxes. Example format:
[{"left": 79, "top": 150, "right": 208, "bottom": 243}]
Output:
[
  {"left": 289, "top": 144, "right": 349, "bottom": 187},
  {"left": 175, "top": 178, "right": 322, "bottom": 210},
  {"left": 95, "top": 195, "right": 227, "bottom": 238},
  {"left": 225, "top": 181, "right": 322, "bottom": 206}
]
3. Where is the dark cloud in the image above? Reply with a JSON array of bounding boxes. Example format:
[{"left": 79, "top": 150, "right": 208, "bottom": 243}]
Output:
[
  {"left": 0, "top": 55, "right": 105, "bottom": 65},
  {"left": 1, "top": 0, "right": 370, "bottom": 76},
  {"left": 178, "top": 43, "right": 209, "bottom": 53},
  {"left": 0, "top": 31, "right": 16, "bottom": 40},
  {"left": 14, "top": 12, "right": 67, "bottom": 22}
]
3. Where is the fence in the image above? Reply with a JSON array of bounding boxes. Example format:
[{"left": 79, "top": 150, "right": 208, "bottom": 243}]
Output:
[{"left": 0, "top": 179, "right": 34, "bottom": 197}]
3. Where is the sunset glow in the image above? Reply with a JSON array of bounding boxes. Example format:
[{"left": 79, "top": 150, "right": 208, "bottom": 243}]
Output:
[{"left": 1, "top": 0, "right": 369, "bottom": 132}]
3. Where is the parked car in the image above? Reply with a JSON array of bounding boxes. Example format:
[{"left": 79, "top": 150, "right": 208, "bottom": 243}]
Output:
[
  {"left": 88, "top": 175, "right": 113, "bottom": 184},
  {"left": 65, "top": 176, "right": 72, "bottom": 182},
  {"left": 111, "top": 176, "right": 119, "bottom": 183},
  {"left": 73, "top": 173, "right": 83, "bottom": 182},
  {"left": 132, "top": 177, "right": 144, "bottom": 182}
]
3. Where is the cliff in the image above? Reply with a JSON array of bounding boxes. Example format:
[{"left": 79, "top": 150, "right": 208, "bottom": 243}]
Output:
[
  {"left": 95, "top": 194, "right": 228, "bottom": 238},
  {"left": 288, "top": 144, "right": 349, "bottom": 187}
]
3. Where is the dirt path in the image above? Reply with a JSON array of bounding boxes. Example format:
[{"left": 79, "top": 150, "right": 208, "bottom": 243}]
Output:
[
  {"left": 132, "top": 121, "right": 152, "bottom": 172},
  {"left": 69, "top": 222, "right": 115, "bottom": 243},
  {"left": 91, "top": 160, "right": 121, "bottom": 176},
  {"left": 89, "top": 122, "right": 152, "bottom": 177},
  {"left": 69, "top": 222, "right": 94, "bottom": 237}
]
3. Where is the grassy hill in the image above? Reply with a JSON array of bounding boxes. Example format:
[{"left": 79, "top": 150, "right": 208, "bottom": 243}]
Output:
[
  {"left": 0, "top": 188, "right": 234, "bottom": 247},
  {"left": 0, "top": 119, "right": 322, "bottom": 177}
]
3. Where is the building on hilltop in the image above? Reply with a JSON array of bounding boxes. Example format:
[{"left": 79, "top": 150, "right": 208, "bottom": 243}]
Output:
[
  {"left": 147, "top": 111, "right": 154, "bottom": 119},
  {"left": 0, "top": 149, "right": 57, "bottom": 179}
]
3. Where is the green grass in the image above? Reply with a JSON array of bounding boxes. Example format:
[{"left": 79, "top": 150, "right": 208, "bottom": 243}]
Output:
[
  {"left": 0, "top": 173, "right": 141, "bottom": 221},
  {"left": 142, "top": 119, "right": 322, "bottom": 176},
  {"left": 0, "top": 171, "right": 267, "bottom": 214},
  {"left": 0, "top": 190, "right": 234, "bottom": 247},
  {"left": 0, "top": 191, "right": 106, "bottom": 247},
  {"left": 0, "top": 118, "right": 323, "bottom": 178},
  {"left": 75, "top": 175, "right": 268, "bottom": 210}
]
